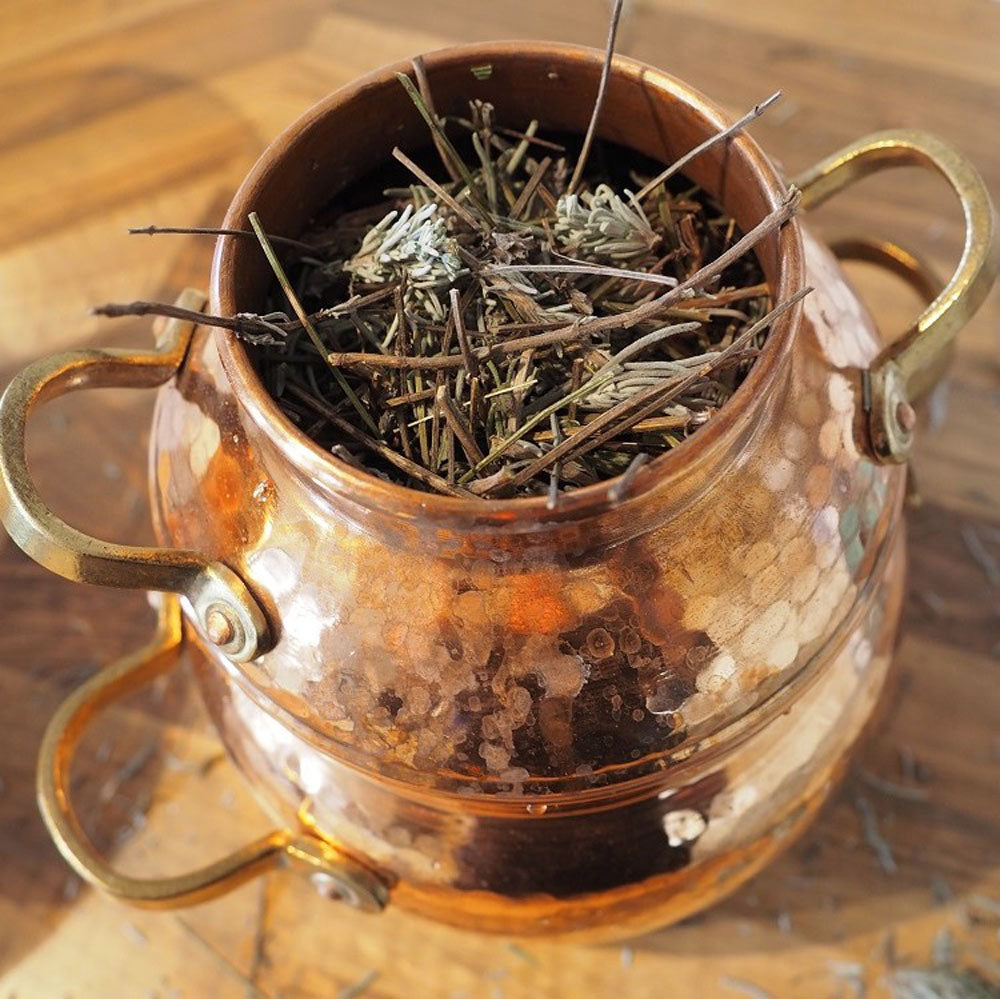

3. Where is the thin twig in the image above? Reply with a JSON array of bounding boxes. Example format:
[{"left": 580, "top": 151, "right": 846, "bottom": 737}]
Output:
[
  {"left": 326, "top": 324, "right": 602, "bottom": 370},
  {"left": 486, "top": 262, "right": 678, "bottom": 287},
  {"left": 494, "top": 123, "right": 565, "bottom": 152},
  {"left": 509, "top": 156, "right": 553, "bottom": 219},
  {"left": 436, "top": 384, "right": 485, "bottom": 464},
  {"left": 395, "top": 72, "right": 490, "bottom": 214},
  {"left": 249, "top": 212, "right": 379, "bottom": 434},
  {"left": 287, "top": 384, "right": 473, "bottom": 498},
  {"left": 449, "top": 287, "right": 480, "bottom": 377},
  {"left": 634, "top": 91, "right": 782, "bottom": 202},
  {"left": 567, "top": 0, "right": 626, "bottom": 194},
  {"left": 129, "top": 224, "right": 318, "bottom": 255},
  {"left": 92, "top": 288, "right": 397, "bottom": 340},
  {"left": 386, "top": 386, "right": 437, "bottom": 407},
  {"left": 505, "top": 119, "right": 538, "bottom": 175},
  {"left": 92, "top": 300, "right": 279, "bottom": 338},
  {"left": 411, "top": 55, "right": 460, "bottom": 183},
  {"left": 391, "top": 146, "right": 486, "bottom": 232},
  {"left": 174, "top": 918, "right": 271, "bottom": 999}
]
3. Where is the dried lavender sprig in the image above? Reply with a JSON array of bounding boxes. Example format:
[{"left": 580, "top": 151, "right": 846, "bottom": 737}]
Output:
[{"left": 554, "top": 184, "right": 658, "bottom": 260}]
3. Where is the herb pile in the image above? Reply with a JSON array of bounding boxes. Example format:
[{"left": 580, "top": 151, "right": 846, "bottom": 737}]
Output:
[{"left": 100, "top": 7, "right": 805, "bottom": 503}]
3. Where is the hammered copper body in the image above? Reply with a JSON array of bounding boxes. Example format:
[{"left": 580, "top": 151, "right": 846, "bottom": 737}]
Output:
[{"left": 2, "top": 43, "right": 996, "bottom": 939}]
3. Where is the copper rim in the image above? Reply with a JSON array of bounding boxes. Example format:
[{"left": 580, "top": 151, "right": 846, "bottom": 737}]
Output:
[{"left": 212, "top": 41, "right": 805, "bottom": 524}]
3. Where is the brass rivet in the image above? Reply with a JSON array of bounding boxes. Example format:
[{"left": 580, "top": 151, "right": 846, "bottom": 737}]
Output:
[
  {"left": 205, "top": 607, "right": 236, "bottom": 647},
  {"left": 895, "top": 400, "right": 917, "bottom": 433}
]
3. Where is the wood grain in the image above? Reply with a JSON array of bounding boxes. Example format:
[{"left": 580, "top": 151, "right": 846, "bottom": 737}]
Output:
[{"left": 1, "top": 2, "right": 998, "bottom": 996}]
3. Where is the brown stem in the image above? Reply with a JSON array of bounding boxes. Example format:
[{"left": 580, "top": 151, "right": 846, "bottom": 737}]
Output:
[
  {"left": 92, "top": 300, "right": 275, "bottom": 337},
  {"left": 326, "top": 324, "right": 598, "bottom": 370},
  {"left": 94, "top": 285, "right": 399, "bottom": 343},
  {"left": 128, "top": 225, "right": 319, "bottom": 255},
  {"left": 391, "top": 147, "right": 486, "bottom": 232},
  {"left": 449, "top": 287, "right": 480, "bottom": 377},
  {"left": 436, "top": 385, "right": 485, "bottom": 464},
  {"left": 386, "top": 386, "right": 437, "bottom": 408},
  {"left": 410, "top": 55, "right": 462, "bottom": 184},
  {"left": 684, "top": 282, "right": 771, "bottom": 308},
  {"left": 287, "top": 384, "right": 474, "bottom": 499},
  {"left": 633, "top": 91, "right": 782, "bottom": 203},
  {"left": 509, "top": 156, "right": 552, "bottom": 220},
  {"left": 567, "top": 0, "right": 626, "bottom": 195},
  {"left": 534, "top": 412, "right": 695, "bottom": 441},
  {"left": 486, "top": 262, "right": 679, "bottom": 288},
  {"left": 493, "top": 123, "right": 566, "bottom": 153},
  {"left": 568, "top": 357, "right": 585, "bottom": 425}
]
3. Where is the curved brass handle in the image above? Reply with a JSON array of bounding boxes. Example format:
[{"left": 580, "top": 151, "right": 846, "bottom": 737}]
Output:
[
  {"left": 793, "top": 130, "right": 999, "bottom": 463},
  {"left": 38, "top": 592, "right": 388, "bottom": 912},
  {"left": 828, "top": 235, "right": 944, "bottom": 306},
  {"left": 0, "top": 289, "right": 269, "bottom": 661}
]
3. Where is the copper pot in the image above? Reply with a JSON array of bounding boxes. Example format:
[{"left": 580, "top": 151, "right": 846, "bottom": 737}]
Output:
[{"left": 2, "top": 43, "right": 996, "bottom": 939}]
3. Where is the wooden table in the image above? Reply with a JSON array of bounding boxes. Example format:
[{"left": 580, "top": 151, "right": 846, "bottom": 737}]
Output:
[{"left": 1, "top": 2, "right": 999, "bottom": 996}]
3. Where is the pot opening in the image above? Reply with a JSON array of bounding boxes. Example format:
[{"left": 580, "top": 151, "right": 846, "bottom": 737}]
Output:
[{"left": 213, "top": 43, "right": 803, "bottom": 522}]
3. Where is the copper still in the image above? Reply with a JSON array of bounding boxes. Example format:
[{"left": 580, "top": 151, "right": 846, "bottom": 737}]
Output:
[{"left": 1, "top": 43, "right": 996, "bottom": 940}]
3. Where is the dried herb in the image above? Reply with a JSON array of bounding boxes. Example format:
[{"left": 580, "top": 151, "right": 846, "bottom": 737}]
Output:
[{"left": 98, "top": 7, "right": 798, "bottom": 502}]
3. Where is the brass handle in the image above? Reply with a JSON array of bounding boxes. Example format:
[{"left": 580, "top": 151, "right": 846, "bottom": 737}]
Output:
[
  {"left": 38, "top": 592, "right": 388, "bottom": 912},
  {"left": 0, "top": 289, "right": 269, "bottom": 661},
  {"left": 793, "top": 130, "right": 999, "bottom": 463},
  {"left": 827, "top": 235, "right": 944, "bottom": 306}
]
